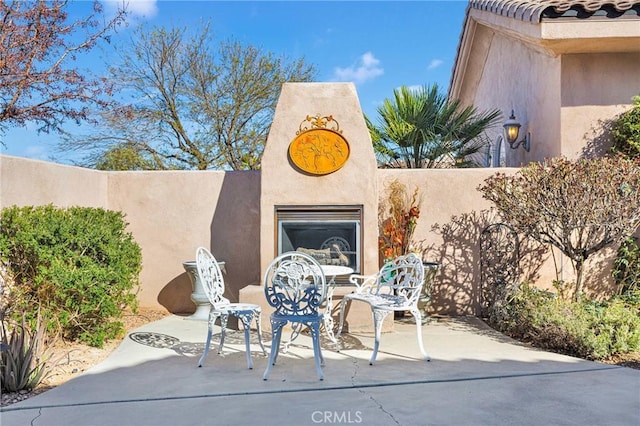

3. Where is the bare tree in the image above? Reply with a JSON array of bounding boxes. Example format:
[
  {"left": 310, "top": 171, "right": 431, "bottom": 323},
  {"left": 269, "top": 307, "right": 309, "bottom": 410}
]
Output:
[
  {"left": 60, "top": 23, "right": 316, "bottom": 170},
  {"left": 479, "top": 156, "right": 640, "bottom": 297},
  {"left": 0, "top": 0, "right": 126, "bottom": 140}
]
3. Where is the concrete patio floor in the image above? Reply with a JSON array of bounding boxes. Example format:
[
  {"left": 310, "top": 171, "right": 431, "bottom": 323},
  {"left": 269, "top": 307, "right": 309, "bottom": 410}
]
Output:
[{"left": 1, "top": 315, "right": 638, "bottom": 426}]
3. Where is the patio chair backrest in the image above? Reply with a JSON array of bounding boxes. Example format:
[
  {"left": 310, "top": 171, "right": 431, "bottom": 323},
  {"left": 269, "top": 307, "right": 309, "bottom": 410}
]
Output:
[
  {"left": 196, "top": 247, "right": 230, "bottom": 307},
  {"left": 376, "top": 253, "right": 425, "bottom": 306},
  {"left": 263, "top": 252, "right": 327, "bottom": 317}
]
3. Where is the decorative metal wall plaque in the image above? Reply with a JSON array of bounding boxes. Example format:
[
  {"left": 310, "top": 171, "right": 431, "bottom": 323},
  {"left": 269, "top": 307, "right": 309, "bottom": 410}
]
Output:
[{"left": 288, "top": 114, "right": 350, "bottom": 175}]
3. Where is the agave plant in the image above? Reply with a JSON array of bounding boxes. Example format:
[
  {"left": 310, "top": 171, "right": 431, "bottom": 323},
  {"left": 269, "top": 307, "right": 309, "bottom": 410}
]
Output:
[{"left": 1, "top": 312, "right": 57, "bottom": 392}]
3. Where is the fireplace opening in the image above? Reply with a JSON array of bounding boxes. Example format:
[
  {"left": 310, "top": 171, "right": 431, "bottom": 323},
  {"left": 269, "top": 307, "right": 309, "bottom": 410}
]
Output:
[{"left": 276, "top": 206, "right": 362, "bottom": 278}]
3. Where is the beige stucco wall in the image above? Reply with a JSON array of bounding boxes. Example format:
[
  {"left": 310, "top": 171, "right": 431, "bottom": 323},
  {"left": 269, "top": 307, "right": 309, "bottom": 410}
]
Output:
[
  {"left": 0, "top": 155, "right": 108, "bottom": 208},
  {"left": 0, "top": 154, "right": 623, "bottom": 315},
  {"left": 454, "top": 21, "right": 562, "bottom": 166},
  {"left": 378, "top": 168, "right": 498, "bottom": 314},
  {"left": 106, "top": 170, "right": 261, "bottom": 313},
  {"left": 560, "top": 52, "right": 640, "bottom": 158},
  {"left": 0, "top": 156, "right": 261, "bottom": 314}
]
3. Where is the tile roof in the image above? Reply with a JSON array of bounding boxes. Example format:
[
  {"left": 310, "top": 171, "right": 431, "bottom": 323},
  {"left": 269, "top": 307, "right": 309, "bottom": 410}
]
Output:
[{"left": 468, "top": 0, "right": 640, "bottom": 23}]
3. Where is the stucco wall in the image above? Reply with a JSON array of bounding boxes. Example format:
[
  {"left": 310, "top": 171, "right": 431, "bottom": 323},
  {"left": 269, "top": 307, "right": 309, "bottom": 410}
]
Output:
[
  {"left": 0, "top": 155, "right": 108, "bottom": 208},
  {"left": 454, "top": 12, "right": 640, "bottom": 166},
  {"left": 259, "top": 83, "right": 379, "bottom": 278},
  {"left": 378, "top": 168, "right": 500, "bottom": 314},
  {"left": 560, "top": 52, "right": 640, "bottom": 158},
  {"left": 0, "top": 154, "right": 621, "bottom": 316},
  {"left": 106, "top": 170, "right": 261, "bottom": 312},
  {"left": 455, "top": 23, "right": 562, "bottom": 166},
  {"left": 0, "top": 156, "right": 261, "bottom": 314}
]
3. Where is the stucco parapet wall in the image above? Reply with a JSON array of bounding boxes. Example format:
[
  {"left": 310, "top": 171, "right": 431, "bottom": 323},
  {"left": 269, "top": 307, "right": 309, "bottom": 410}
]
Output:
[
  {"left": 469, "top": 0, "right": 640, "bottom": 23},
  {"left": 0, "top": 154, "right": 109, "bottom": 209}
]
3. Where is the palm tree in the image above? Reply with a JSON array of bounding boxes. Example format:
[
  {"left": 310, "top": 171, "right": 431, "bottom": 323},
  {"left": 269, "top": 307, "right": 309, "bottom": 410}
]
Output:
[{"left": 367, "top": 84, "right": 501, "bottom": 168}]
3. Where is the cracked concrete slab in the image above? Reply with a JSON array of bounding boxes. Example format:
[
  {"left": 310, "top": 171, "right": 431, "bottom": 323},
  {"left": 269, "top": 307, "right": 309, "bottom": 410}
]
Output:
[{"left": 1, "top": 315, "right": 638, "bottom": 426}]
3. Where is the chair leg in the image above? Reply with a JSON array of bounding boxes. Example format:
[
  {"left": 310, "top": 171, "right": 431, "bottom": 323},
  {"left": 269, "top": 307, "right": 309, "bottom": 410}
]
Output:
[
  {"left": 197, "top": 321, "right": 214, "bottom": 367},
  {"left": 263, "top": 319, "right": 286, "bottom": 380},
  {"left": 309, "top": 322, "right": 324, "bottom": 380},
  {"left": 370, "top": 308, "right": 391, "bottom": 365},
  {"left": 238, "top": 313, "right": 254, "bottom": 369},
  {"left": 409, "top": 308, "right": 430, "bottom": 361},
  {"left": 255, "top": 312, "right": 267, "bottom": 356},
  {"left": 323, "top": 312, "right": 339, "bottom": 351},
  {"left": 272, "top": 322, "right": 284, "bottom": 366},
  {"left": 336, "top": 297, "right": 350, "bottom": 338},
  {"left": 218, "top": 314, "right": 229, "bottom": 355}
]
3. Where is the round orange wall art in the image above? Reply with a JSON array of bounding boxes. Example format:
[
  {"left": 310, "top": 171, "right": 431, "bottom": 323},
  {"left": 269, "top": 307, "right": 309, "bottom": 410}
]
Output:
[{"left": 288, "top": 128, "right": 350, "bottom": 175}]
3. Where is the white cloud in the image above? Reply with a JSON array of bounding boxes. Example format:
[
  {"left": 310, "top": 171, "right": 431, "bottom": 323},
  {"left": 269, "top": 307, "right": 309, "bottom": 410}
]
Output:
[
  {"left": 104, "top": 0, "right": 158, "bottom": 20},
  {"left": 427, "top": 59, "right": 444, "bottom": 70},
  {"left": 127, "top": 0, "right": 158, "bottom": 18},
  {"left": 333, "top": 52, "right": 384, "bottom": 85}
]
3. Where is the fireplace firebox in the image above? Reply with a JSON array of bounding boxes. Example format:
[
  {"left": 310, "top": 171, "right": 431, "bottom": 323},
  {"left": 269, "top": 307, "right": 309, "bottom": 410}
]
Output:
[{"left": 276, "top": 206, "right": 362, "bottom": 277}]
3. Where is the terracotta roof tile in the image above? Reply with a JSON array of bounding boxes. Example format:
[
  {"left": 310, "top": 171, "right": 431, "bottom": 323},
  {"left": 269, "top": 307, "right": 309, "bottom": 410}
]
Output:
[{"left": 469, "top": 0, "right": 640, "bottom": 23}]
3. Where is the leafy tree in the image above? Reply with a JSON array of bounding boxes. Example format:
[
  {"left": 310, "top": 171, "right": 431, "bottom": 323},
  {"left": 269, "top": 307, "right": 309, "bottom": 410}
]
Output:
[
  {"left": 60, "top": 24, "right": 316, "bottom": 170},
  {"left": 0, "top": 0, "right": 126, "bottom": 140},
  {"left": 367, "top": 84, "right": 501, "bottom": 168},
  {"left": 94, "top": 144, "right": 158, "bottom": 171},
  {"left": 479, "top": 156, "right": 640, "bottom": 297},
  {"left": 611, "top": 95, "right": 640, "bottom": 159}
]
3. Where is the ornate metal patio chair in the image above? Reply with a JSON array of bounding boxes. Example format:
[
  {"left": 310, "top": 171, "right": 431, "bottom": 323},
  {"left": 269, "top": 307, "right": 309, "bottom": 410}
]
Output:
[
  {"left": 336, "top": 253, "right": 428, "bottom": 365},
  {"left": 195, "top": 247, "right": 266, "bottom": 369},
  {"left": 262, "top": 251, "right": 327, "bottom": 380}
]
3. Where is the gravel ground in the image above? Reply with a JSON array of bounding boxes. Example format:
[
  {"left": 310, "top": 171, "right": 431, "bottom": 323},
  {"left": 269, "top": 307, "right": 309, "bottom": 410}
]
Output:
[{"left": 1, "top": 308, "right": 170, "bottom": 407}]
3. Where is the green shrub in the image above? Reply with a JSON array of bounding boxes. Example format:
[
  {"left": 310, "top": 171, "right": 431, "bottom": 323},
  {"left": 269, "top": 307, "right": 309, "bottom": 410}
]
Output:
[
  {"left": 0, "top": 205, "right": 142, "bottom": 347},
  {"left": 494, "top": 283, "right": 640, "bottom": 360},
  {"left": 611, "top": 95, "right": 640, "bottom": 159},
  {"left": 613, "top": 236, "right": 640, "bottom": 295}
]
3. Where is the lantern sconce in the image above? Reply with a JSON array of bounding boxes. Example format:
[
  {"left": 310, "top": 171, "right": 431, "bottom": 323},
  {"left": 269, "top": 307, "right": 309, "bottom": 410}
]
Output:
[{"left": 503, "top": 110, "right": 530, "bottom": 152}]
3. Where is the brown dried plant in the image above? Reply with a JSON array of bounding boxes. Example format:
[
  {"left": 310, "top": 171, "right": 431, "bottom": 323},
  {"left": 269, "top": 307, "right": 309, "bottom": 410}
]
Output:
[{"left": 378, "top": 180, "right": 423, "bottom": 263}]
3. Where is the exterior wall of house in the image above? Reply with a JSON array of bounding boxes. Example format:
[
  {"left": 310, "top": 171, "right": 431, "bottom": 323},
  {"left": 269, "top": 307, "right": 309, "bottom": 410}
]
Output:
[
  {"left": 4, "top": 154, "right": 617, "bottom": 317},
  {"left": 453, "top": 20, "right": 562, "bottom": 167},
  {"left": 452, "top": 10, "right": 640, "bottom": 165},
  {"left": 560, "top": 52, "right": 640, "bottom": 158}
]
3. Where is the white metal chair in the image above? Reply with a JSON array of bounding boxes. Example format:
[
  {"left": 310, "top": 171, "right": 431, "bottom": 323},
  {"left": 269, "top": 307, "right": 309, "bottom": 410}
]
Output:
[
  {"left": 336, "top": 253, "right": 428, "bottom": 365},
  {"left": 262, "top": 251, "right": 327, "bottom": 380},
  {"left": 195, "top": 247, "right": 266, "bottom": 369}
]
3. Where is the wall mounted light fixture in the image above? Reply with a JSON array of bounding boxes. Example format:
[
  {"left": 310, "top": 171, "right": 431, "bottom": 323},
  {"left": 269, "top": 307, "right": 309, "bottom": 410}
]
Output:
[{"left": 503, "top": 110, "right": 530, "bottom": 152}]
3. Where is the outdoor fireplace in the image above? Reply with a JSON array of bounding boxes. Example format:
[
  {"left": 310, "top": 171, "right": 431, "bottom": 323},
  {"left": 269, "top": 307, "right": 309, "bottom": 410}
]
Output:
[
  {"left": 276, "top": 206, "right": 362, "bottom": 275},
  {"left": 245, "top": 83, "right": 379, "bottom": 331}
]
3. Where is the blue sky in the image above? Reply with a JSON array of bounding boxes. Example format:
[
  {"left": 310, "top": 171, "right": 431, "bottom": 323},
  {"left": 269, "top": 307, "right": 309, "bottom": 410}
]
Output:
[{"left": 2, "top": 0, "right": 469, "bottom": 163}]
